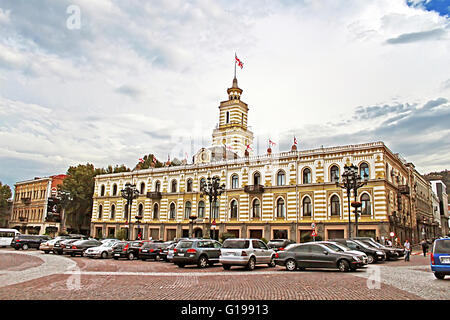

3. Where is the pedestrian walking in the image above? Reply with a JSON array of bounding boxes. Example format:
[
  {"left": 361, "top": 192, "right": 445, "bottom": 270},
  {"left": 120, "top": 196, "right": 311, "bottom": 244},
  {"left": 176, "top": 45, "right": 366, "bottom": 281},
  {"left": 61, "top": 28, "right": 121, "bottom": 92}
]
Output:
[
  {"left": 404, "top": 239, "right": 411, "bottom": 261},
  {"left": 421, "top": 239, "right": 429, "bottom": 257}
]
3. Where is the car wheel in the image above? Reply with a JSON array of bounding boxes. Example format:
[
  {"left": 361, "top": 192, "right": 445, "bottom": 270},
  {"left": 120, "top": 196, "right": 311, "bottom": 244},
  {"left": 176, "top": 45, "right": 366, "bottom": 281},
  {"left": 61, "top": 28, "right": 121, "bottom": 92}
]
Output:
[
  {"left": 177, "top": 263, "right": 185, "bottom": 268},
  {"left": 14, "top": 247, "right": 19, "bottom": 250},
  {"left": 285, "top": 259, "right": 297, "bottom": 271},
  {"left": 367, "top": 255, "right": 374, "bottom": 264},
  {"left": 222, "top": 264, "right": 231, "bottom": 270},
  {"left": 268, "top": 256, "right": 276, "bottom": 268},
  {"left": 155, "top": 255, "right": 161, "bottom": 261},
  {"left": 198, "top": 255, "right": 208, "bottom": 268},
  {"left": 44, "top": 251, "right": 49, "bottom": 254},
  {"left": 113, "top": 257, "right": 119, "bottom": 260},
  {"left": 128, "top": 252, "right": 134, "bottom": 260},
  {"left": 141, "top": 258, "right": 147, "bottom": 261},
  {"left": 101, "top": 251, "right": 108, "bottom": 259},
  {"left": 246, "top": 257, "right": 256, "bottom": 271},
  {"left": 338, "top": 259, "right": 350, "bottom": 272},
  {"left": 70, "top": 253, "right": 75, "bottom": 257},
  {"left": 22, "top": 244, "right": 29, "bottom": 250},
  {"left": 434, "top": 272, "right": 445, "bottom": 280}
]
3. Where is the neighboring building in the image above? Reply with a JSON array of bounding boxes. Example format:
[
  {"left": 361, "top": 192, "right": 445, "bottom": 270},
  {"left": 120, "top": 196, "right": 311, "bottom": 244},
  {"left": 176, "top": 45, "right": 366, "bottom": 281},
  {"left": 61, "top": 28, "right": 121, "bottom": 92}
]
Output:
[
  {"left": 90, "top": 76, "right": 429, "bottom": 244},
  {"left": 431, "top": 191, "right": 441, "bottom": 238},
  {"left": 428, "top": 179, "right": 449, "bottom": 236},
  {"left": 9, "top": 175, "right": 67, "bottom": 235}
]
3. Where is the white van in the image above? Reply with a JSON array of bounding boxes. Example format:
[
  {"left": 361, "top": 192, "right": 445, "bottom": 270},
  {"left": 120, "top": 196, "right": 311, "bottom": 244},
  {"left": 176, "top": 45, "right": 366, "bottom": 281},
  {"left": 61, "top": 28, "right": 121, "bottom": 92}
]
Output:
[{"left": 0, "top": 228, "right": 21, "bottom": 247}]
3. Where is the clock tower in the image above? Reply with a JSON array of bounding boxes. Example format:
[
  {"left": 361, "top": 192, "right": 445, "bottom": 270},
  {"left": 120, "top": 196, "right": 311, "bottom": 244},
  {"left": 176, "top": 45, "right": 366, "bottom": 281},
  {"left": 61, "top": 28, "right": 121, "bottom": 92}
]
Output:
[{"left": 212, "top": 77, "right": 254, "bottom": 157}]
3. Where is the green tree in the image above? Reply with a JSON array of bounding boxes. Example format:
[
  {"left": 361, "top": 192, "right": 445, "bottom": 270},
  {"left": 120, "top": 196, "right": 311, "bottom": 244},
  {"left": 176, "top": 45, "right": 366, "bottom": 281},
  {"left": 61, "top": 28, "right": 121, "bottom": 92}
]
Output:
[
  {"left": 59, "top": 163, "right": 130, "bottom": 234},
  {"left": 0, "top": 182, "right": 12, "bottom": 227}
]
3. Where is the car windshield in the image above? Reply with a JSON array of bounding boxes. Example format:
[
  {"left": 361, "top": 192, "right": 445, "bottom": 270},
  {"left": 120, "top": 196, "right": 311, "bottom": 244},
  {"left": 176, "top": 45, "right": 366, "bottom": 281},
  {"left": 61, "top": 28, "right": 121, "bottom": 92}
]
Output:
[
  {"left": 222, "top": 240, "right": 249, "bottom": 249},
  {"left": 101, "top": 242, "right": 114, "bottom": 247},
  {"left": 364, "top": 240, "right": 382, "bottom": 248},
  {"left": 330, "top": 242, "right": 350, "bottom": 251},
  {"left": 177, "top": 241, "right": 193, "bottom": 249},
  {"left": 322, "top": 243, "right": 344, "bottom": 252},
  {"left": 353, "top": 240, "right": 370, "bottom": 249},
  {"left": 434, "top": 240, "right": 450, "bottom": 254}
]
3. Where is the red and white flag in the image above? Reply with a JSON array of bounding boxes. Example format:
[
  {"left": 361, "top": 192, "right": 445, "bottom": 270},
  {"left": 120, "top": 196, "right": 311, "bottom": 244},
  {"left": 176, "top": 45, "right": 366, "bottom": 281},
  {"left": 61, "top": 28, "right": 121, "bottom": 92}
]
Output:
[
  {"left": 294, "top": 137, "right": 298, "bottom": 145},
  {"left": 235, "top": 54, "right": 244, "bottom": 69},
  {"left": 269, "top": 139, "right": 276, "bottom": 146},
  {"left": 139, "top": 158, "right": 144, "bottom": 163},
  {"left": 152, "top": 156, "right": 157, "bottom": 164},
  {"left": 246, "top": 144, "right": 253, "bottom": 151}
]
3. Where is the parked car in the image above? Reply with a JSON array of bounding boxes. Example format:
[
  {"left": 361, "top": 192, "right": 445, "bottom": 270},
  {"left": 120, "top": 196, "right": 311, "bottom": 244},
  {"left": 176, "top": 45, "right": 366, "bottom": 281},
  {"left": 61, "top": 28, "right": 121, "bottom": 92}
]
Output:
[
  {"left": 219, "top": 238, "right": 276, "bottom": 271},
  {"left": 53, "top": 237, "right": 87, "bottom": 255},
  {"left": 101, "top": 238, "right": 120, "bottom": 245},
  {"left": 329, "top": 239, "right": 386, "bottom": 264},
  {"left": 112, "top": 240, "right": 150, "bottom": 260},
  {"left": 274, "top": 242, "right": 367, "bottom": 272},
  {"left": 63, "top": 239, "right": 103, "bottom": 257},
  {"left": 316, "top": 241, "right": 368, "bottom": 265},
  {"left": 84, "top": 241, "right": 117, "bottom": 259},
  {"left": 173, "top": 239, "right": 222, "bottom": 268},
  {"left": 165, "top": 243, "right": 177, "bottom": 262},
  {"left": 11, "top": 234, "right": 46, "bottom": 250},
  {"left": 431, "top": 238, "right": 450, "bottom": 279},
  {"left": 352, "top": 237, "right": 398, "bottom": 260},
  {"left": 139, "top": 242, "right": 168, "bottom": 261},
  {"left": 267, "top": 239, "right": 296, "bottom": 252},
  {"left": 39, "top": 236, "right": 70, "bottom": 254}
]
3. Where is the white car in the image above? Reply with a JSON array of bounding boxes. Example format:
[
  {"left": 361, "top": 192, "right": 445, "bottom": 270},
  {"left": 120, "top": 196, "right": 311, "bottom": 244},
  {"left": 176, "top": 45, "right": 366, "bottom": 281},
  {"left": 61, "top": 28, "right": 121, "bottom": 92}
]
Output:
[
  {"left": 219, "top": 238, "right": 276, "bottom": 271},
  {"left": 84, "top": 241, "right": 117, "bottom": 259}
]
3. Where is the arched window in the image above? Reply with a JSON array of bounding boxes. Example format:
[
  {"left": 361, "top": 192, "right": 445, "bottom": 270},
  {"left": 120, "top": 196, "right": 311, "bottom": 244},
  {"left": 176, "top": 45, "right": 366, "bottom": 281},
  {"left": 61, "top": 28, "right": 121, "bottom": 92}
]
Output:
[
  {"left": 230, "top": 200, "right": 238, "bottom": 219},
  {"left": 252, "top": 198, "right": 260, "bottom": 218},
  {"left": 169, "top": 203, "right": 176, "bottom": 219},
  {"left": 359, "top": 163, "right": 369, "bottom": 179},
  {"left": 124, "top": 203, "right": 129, "bottom": 220},
  {"left": 361, "top": 193, "right": 371, "bottom": 216},
  {"left": 140, "top": 182, "right": 145, "bottom": 195},
  {"left": 330, "top": 195, "right": 340, "bottom": 216},
  {"left": 112, "top": 184, "right": 117, "bottom": 196},
  {"left": 199, "top": 178, "right": 206, "bottom": 191},
  {"left": 171, "top": 180, "right": 177, "bottom": 193},
  {"left": 226, "top": 111, "right": 230, "bottom": 124},
  {"left": 231, "top": 174, "right": 239, "bottom": 189},
  {"left": 138, "top": 203, "right": 144, "bottom": 217},
  {"left": 302, "top": 197, "right": 312, "bottom": 217},
  {"left": 186, "top": 179, "right": 193, "bottom": 192},
  {"left": 212, "top": 200, "right": 219, "bottom": 219},
  {"left": 98, "top": 205, "right": 103, "bottom": 219},
  {"left": 110, "top": 204, "right": 116, "bottom": 220},
  {"left": 276, "top": 198, "right": 285, "bottom": 218},
  {"left": 155, "top": 181, "right": 161, "bottom": 192},
  {"left": 303, "top": 168, "right": 312, "bottom": 184},
  {"left": 277, "top": 171, "right": 286, "bottom": 186},
  {"left": 184, "top": 201, "right": 192, "bottom": 219},
  {"left": 330, "top": 165, "right": 339, "bottom": 182},
  {"left": 198, "top": 201, "right": 205, "bottom": 218},
  {"left": 153, "top": 203, "right": 159, "bottom": 220},
  {"left": 100, "top": 185, "right": 105, "bottom": 197},
  {"left": 253, "top": 172, "right": 261, "bottom": 185}
]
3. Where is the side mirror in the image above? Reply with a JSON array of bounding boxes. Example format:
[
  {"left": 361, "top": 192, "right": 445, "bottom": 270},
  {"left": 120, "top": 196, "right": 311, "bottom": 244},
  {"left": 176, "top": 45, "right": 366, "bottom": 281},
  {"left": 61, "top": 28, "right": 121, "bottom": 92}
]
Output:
[
  {"left": 323, "top": 250, "right": 328, "bottom": 255},
  {"left": 356, "top": 245, "right": 361, "bottom": 249}
]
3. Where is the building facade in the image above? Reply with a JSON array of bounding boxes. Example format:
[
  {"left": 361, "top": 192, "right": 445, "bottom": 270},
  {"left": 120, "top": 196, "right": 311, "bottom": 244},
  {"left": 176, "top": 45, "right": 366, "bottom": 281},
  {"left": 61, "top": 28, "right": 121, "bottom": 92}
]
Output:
[
  {"left": 9, "top": 175, "right": 67, "bottom": 236},
  {"left": 429, "top": 179, "right": 449, "bottom": 236},
  {"left": 90, "top": 77, "right": 437, "bottom": 244}
]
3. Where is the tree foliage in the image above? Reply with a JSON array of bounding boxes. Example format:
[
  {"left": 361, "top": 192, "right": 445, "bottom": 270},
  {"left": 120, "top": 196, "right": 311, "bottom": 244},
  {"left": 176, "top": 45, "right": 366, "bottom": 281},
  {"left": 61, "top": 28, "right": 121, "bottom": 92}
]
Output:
[
  {"left": 133, "top": 154, "right": 164, "bottom": 170},
  {"left": 0, "top": 182, "right": 12, "bottom": 210}
]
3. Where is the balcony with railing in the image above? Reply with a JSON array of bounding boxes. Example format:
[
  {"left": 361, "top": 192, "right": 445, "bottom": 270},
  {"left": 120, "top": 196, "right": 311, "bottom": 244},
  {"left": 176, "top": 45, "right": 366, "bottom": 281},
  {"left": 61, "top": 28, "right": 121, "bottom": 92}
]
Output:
[
  {"left": 244, "top": 185, "right": 265, "bottom": 194},
  {"left": 21, "top": 197, "right": 31, "bottom": 205},
  {"left": 146, "top": 192, "right": 162, "bottom": 199},
  {"left": 398, "top": 185, "right": 410, "bottom": 195}
]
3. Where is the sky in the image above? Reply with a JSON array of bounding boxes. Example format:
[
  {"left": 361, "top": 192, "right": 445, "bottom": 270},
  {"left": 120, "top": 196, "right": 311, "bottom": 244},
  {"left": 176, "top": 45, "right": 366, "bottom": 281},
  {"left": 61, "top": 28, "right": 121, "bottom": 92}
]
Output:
[{"left": 0, "top": 0, "right": 449, "bottom": 189}]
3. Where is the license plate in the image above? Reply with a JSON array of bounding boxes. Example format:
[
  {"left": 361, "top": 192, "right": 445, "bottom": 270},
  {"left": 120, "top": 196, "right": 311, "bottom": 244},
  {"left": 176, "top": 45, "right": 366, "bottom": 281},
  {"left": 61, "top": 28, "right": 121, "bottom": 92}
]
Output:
[
  {"left": 142, "top": 250, "right": 148, "bottom": 252},
  {"left": 114, "top": 253, "right": 120, "bottom": 256},
  {"left": 441, "top": 256, "right": 450, "bottom": 264},
  {"left": 178, "top": 253, "right": 184, "bottom": 256},
  {"left": 225, "top": 252, "right": 234, "bottom": 256}
]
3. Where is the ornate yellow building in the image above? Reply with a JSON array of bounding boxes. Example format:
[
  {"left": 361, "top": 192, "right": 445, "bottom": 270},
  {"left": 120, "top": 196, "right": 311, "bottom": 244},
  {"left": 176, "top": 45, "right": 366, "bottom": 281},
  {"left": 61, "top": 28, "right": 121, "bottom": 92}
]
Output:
[{"left": 91, "top": 77, "right": 430, "bottom": 244}]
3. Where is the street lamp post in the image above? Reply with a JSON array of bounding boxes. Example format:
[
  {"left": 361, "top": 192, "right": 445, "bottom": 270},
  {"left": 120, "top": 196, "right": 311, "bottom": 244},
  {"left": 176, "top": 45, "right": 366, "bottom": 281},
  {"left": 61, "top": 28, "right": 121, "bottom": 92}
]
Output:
[
  {"left": 189, "top": 214, "right": 198, "bottom": 238},
  {"left": 336, "top": 164, "right": 368, "bottom": 238},
  {"left": 121, "top": 183, "right": 139, "bottom": 241},
  {"left": 201, "top": 177, "right": 225, "bottom": 240}
]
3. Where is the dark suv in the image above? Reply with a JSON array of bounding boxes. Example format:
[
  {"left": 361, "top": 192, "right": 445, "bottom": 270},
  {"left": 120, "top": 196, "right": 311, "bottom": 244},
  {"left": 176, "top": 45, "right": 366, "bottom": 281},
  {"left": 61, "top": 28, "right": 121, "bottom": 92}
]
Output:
[
  {"left": 173, "top": 239, "right": 222, "bottom": 268},
  {"left": 112, "top": 240, "right": 150, "bottom": 260},
  {"left": 11, "top": 235, "right": 45, "bottom": 250},
  {"left": 53, "top": 235, "right": 87, "bottom": 255},
  {"left": 330, "top": 239, "right": 386, "bottom": 264},
  {"left": 267, "top": 239, "right": 296, "bottom": 252}
]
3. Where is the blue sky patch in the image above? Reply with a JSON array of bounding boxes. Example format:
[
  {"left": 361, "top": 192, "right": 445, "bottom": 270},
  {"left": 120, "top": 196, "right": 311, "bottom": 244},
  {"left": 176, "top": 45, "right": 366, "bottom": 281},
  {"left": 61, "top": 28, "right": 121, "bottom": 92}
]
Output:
[{"left": 407, "top": 0, "right": 450, "bottom": 17}]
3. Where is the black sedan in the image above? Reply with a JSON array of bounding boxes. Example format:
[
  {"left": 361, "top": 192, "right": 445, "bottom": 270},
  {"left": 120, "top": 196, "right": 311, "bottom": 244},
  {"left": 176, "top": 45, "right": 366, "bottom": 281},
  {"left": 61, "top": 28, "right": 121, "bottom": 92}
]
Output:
[
  {"left": 352, "top": 237, "right": 398, "bottom": 261},
  {"left": 63, "top": 239, "right": 103, "bottom": 257},
  {"left": 274, "top": 242, "right": 367, "bottom": 272},
  {"left": 139, "top": 242, "right": 168, "bottom": 261},
  {"left": 330, "top": 238, "right": 386, "bottom": 263}
]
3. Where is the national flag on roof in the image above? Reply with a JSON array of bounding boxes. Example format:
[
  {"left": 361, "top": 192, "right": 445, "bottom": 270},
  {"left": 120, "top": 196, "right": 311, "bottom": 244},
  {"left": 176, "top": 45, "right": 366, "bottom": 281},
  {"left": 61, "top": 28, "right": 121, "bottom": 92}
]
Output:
[{"left": 235, "top": 54, "right": 244, "bottom": 69}]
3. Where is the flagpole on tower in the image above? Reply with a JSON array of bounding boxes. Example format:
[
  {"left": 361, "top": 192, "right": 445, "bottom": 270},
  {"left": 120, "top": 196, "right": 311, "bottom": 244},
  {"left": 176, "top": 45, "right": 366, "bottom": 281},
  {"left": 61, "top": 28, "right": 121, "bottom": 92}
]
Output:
[{"left": 234, "top": 52, "right": 237, "bottom": 79}]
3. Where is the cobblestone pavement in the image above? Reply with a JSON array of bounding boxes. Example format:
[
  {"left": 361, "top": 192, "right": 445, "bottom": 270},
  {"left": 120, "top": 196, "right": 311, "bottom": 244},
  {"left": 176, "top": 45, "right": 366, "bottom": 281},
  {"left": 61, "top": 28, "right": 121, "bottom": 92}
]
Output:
[{"left": 0, "top": 248, "right": 447, "bottom": 300}]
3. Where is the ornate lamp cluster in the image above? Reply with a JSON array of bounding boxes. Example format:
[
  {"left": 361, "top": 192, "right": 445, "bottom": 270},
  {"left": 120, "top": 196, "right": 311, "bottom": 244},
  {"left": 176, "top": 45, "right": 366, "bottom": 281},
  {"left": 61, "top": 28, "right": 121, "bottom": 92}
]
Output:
[
  {"left": 336, "top": 164, "right": 368, "bottom": 237},
  {"left": 201, "top": 176, "right": 226, "bottom": 239},
  {"left": 121, "top": 182, "right": 139, "bottom": 240}
]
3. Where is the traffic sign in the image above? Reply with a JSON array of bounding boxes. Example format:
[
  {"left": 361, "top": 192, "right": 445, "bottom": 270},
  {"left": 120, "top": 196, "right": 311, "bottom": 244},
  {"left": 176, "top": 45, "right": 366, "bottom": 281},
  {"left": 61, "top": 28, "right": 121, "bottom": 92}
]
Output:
[
  {"left": 389, "top": 232, "right": 395, "bottom": 237},
  {"left": 311, "top": 231, "right": 317, "bottom": 237},
  {"left": 311, "top": 223, "right": 316, "bottom": 229}
]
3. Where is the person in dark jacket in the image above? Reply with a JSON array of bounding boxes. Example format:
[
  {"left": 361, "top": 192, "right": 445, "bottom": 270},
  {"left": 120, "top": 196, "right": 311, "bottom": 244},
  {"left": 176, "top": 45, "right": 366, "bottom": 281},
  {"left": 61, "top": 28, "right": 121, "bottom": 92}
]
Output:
[{"left": 421, "top": 239, "right": 429, "bottom": 257}]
